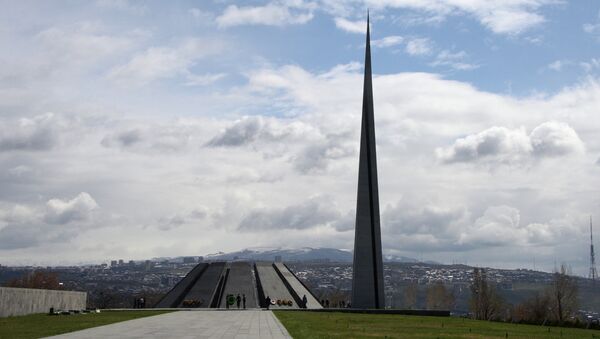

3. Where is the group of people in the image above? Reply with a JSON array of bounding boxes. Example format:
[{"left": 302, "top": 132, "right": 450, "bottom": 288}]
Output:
[
  {"left": 264, "top": 294, "right": 309, "bottom": 309},
  {"left": 225, "top": 293, "right": 247, "bottom": 309},
  {"left": 319, "top": 299, "right": 351, "bottom": 308}
]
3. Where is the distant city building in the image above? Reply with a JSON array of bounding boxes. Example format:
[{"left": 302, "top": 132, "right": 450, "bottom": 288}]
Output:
[
  {"left": 128, "top": 260, "right": 135, "bottom": 266},
  {"left": 118, "top": 259, "right": 124, "bottom": 266},
  {"left": 110, "top": 260, "right": 117, "bottom": 267},
  {"left": 275, "top": 255, "right": 282, "bottom": 263},
  {"left": 197, "top": 256, "right": 204, "bottom": 263},
  {"left": 183, "top": 257, "right": 195, "bottom": 264}
]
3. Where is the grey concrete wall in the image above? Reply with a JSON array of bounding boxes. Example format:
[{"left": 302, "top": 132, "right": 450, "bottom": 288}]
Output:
[
  {"left": 0, "top": 287, "right": 87, "bottom": 317},
  {"left": 274, "top": 263, "right": 322, "bottom": 309},
  {"left": 255, "top": 263, "right": 298, "bottom": 309},
  {"left": 218, "top": 262, "right": 258, "bottom": 308}
]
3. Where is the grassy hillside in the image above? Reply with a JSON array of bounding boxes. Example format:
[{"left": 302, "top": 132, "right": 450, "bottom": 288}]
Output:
[
  {"left": 274, "top": 311, "right": 599, "bottom": 339},
  {"left": 0, "top": 310, "right": 171, "bottom": 339}
]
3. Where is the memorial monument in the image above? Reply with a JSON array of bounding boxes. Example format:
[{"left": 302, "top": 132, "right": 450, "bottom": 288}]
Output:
[{"left": 351, "top": 14, "right": 385, "bottom": 309}]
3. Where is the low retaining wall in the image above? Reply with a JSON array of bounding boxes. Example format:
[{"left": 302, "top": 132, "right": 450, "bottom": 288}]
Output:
[{"left": 0, "top": 287, "right": 87, "bottom": 317}]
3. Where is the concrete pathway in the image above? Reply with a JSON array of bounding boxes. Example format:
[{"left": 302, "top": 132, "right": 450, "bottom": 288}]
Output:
[{"left": 45, "top": 310, "right": 292, "bottom": 339}]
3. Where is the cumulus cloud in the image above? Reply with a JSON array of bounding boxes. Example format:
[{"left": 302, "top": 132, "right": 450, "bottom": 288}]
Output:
[
  {"left": 381, "top": 201, "right": 577, "bottom": 252},
  {"left": 363, "top": 0, "right": 552, "bottom": 35},
  {"left": 430, "top": 50, "right": 478, "bottom": 71},
  {"left": 371, "top": 35, "right": 404, "bottom": 48},
  {"left": 216, "top": 2, "right": 314, "bottom": 27},
  {"left": 36, "top": 23, "right": 136, "bottom": 66},
  {"left": 583, "top": 11, "right": 600, "bottom": 37},
  {"left": 580, "top": 58, "right": 600, "bottom": 73},
  {"left": 458, "top": 205, "right": 523, "bottom": 246},
  {"left": 384, "top": 204, "right": 468, "bottom": 237},
  {"left": 529, "top": 121, "right": 585, "bottom": 157},
  {"left": 405, "top": 38, "right": 433, "bottom": 56},
  {"left": 156, "top": 208, "right": 207, "bottom": 231},
  {"left": 293, "top": 132, "right": 356, "bottom": 173},
  {"left": 0, "top": 113, "right": 61, "bottom": 152},
  {"left": 548, "top": 60, "right": 567, "bottom": 72},
  {"left": 44, "top": 192, "right": 98, "bottom": 224},
  {"left": 206, "top": 116, "right": 314, "bottom": 147},
  {"left": 107, "top": 38, "right": 224, "bottom": 85},
  {"left": 102, "top": 129, "right": 143, "bottom": 148},
  {"left": 437, "top": 122, "right": 584, "bottom": 164},
  {"left": 184, "top": 72, "right": 226, "bottom": 86},
  {"left": 334, "top": 17, "right": 367, "bottom": 34},
  {"left": 101, "top": 125, "right": 190, "bottom": 152},
  {"left": 457, "top": 206, "right": 573, "bottom": 247},
  {"left": 0, "top": 193, "right": 101, "bottom": 250},
  {"left": 238, "top": 196, "right": 342, "bottom": 231}
]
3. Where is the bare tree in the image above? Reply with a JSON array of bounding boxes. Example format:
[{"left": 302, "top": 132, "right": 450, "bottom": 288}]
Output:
[
  {"left": 513, "top": 292, "right": 550, "bottom": 323},
  {"left": 426, "top": 281, "right": 455, "bottom": 310},
  {"left": 548, "top": 264, "right": 578, "bottom": 323},
  {"left": 5, "top": 271, "right": 61, "bottom": 290},
  {"left": 469, "top": 268, "right": 503, "bottom": 320},
  {"left": 403, "top": 281, "right": 418, "bottom": 309}
]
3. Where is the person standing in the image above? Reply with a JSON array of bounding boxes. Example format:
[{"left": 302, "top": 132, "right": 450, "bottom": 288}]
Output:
[
  {"left": 242, "top": 294, "right": 246, "bottom": 309},
  {"left": 302, "top": 294, "right": 308, "bottom": 308},
  {"left": 236, "top": 294, "right": 241, "bottom": 309},
  {"left": 265, "top": 296, "right": 271, "bottom": 310}
]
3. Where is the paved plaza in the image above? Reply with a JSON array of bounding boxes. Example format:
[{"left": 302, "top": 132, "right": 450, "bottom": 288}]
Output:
[{"left": 45, "top": 310, "right": 292, "bottom": 339}]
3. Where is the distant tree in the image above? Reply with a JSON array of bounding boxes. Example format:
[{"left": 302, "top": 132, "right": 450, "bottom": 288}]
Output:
[
  {"left": 5, "top": 271, "right": 61, "bottom": 290},
  {"left": 89, "top": 290, "right": 119, "bottom": 309},
  {"left": 513, "top": 292, "right": 550, "bottom": 324},
  {"left": 403, "top": 281, "right": 418, "bottom": 309},
  {"left": 548, "top": 264, "right": 578, "bottom": 323},
  {"left": 469, "top": 268, "right": 503, "bottom": 320},
  {"left": 324, "top": 285, "right": 350, "bottom": 308},
  {"left": 426, "top": 281, "right": 455, "bottom": 310}
]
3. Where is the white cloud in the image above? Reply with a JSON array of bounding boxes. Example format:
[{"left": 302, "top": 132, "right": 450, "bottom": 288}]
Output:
[
  {"left": 184, "top": 72, "right": 226, "bottom": 87},
  {"left": 206, "top": 116, "right": 316, "bottom": 147},
  {"left": 216, "top": 2, "right": 314, "bottom": 27},
  {"left": 188, "top": 8, "right": 213, "bottom": 22},
  {"left": 583, "top": 10, "right": 600, "bottom": 37},
  {"left": 0, "top": 113, "right": 62, "bottom": 152},
  {"left": 371, "top": 35, "right": 404, "bottom": 48},
  {"left": 580, "top": 58, "right": 600, "bottom": 73},
  {"left": 36, "top": 23, "right": 135, "bottom": 65},
  {"left": 101, "top": 122, "right": 196, "bottom": 152},
  {"left": 405, "top": 38, "right": 433, "bottom": 56},
  {"left": 437, "top": 122, "right": 584, "bottom": 164},
  {"left": 334, "top": 17, "right": 367, "bottom": 34},
  {"left": 238, "top": 195, "right": 342, "bottom": 231},
  {"left": 95, "top": 0, "right": 147, "bottom": 14},
  {"left": 548, "top": 60, "right": 565, "bottom": 71},
  {"left": 44, "top": 192, "right": 99, "bottom": 225},
  {"left": 430, "top": 50, "right": 478, "bottom": 70},
  {"left": 530, "top": 121, "right": 585, "bottom": 157},
  {"left": 362, "top": 0, "right": 553, "bottom": 34},
  {"left": 107, "top": 38, "right": 224, "bottom": 86}
]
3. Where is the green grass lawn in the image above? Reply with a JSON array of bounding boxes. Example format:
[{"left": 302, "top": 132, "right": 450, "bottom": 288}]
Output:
[
  {"left": 0, "top": 310, "right": 172, "bottom": 339},
  {"left": 274, "top": 311, "right": 600, "bottom": 339}
]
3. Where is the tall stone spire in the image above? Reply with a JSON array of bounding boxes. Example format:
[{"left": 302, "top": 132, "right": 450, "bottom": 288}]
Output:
[{"left": 351, "top": 13, "right": 385, "bottom": 309}]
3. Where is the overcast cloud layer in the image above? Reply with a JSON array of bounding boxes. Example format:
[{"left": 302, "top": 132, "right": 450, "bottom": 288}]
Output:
[{"left": 1, "top": 1, "right": 599, "bottom": 275}]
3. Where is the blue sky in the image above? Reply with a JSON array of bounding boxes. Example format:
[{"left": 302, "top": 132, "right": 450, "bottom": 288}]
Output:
[{"left": 1, "top": 1, "right": 600, "bottom": 276}]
